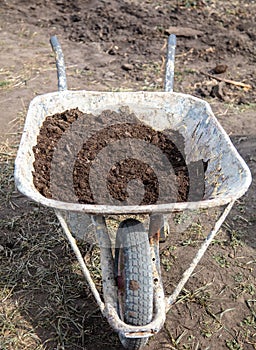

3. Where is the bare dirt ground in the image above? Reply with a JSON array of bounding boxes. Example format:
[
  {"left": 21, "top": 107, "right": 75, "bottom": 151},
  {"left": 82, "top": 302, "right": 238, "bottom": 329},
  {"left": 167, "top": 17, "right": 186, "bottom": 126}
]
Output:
[{"left": 0, "top": 1, "right": 255, "bottom": 349}]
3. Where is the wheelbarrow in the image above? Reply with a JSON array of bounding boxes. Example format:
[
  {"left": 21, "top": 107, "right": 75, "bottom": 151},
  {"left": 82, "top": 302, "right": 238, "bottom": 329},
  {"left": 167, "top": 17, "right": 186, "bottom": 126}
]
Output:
[{"left": 14, "top": 35, "right": 252, "bottom": 349}]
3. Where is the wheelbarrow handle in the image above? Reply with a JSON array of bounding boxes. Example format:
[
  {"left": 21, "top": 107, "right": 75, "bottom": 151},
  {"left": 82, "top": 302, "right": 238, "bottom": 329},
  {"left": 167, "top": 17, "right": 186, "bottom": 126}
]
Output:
[
  {"left": 49, "top": 34, "right": 175, "bottom": 93},
  {"left": 50, "top": 35, "right": 68, "bottom": 91},
  {"left": 164, "top": 34, "right": 176, "bottom": 92}
]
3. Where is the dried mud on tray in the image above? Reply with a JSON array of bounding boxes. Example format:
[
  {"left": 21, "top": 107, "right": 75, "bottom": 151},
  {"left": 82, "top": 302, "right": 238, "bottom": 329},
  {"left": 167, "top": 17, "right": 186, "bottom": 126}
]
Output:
[{"left": 32, "top": 107, "right": 206, "bottom": 206}]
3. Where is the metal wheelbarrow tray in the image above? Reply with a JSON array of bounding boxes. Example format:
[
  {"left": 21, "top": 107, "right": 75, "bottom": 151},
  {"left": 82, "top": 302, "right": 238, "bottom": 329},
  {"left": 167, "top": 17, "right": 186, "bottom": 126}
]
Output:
[{"left": 14, "top": 36, "right": 252, "bottom": 348}]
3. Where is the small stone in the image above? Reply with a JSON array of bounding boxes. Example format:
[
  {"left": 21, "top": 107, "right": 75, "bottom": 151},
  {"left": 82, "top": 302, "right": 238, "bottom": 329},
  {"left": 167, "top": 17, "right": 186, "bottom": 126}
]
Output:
[
  {"left": 121, "top": 63, "right": 134, "bottom": 71},
  {"left": 212, "top": 64, "right": 228, "bottom": 74}
]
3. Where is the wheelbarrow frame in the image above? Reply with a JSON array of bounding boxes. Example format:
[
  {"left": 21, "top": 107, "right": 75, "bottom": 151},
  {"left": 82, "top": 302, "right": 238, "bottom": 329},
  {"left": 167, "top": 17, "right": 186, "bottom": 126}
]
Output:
[{"left": 14, "top": 35, "right": 252, "bottom": 341}]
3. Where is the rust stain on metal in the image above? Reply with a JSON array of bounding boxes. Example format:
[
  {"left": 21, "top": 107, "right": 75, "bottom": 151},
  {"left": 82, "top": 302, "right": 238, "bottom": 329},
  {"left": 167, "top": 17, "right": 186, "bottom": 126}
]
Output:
[
  {"left": 149, "top": 230, "right": 160, "bottom": 245},
  {"left": 129, "top": 279, "right": 140, "bottom": 291},
  {"left": 125, "top": 330, "right": 157, "bottom": 337},
  {"left": 149, "top": 214, "right": 162, "bottom": 245}
]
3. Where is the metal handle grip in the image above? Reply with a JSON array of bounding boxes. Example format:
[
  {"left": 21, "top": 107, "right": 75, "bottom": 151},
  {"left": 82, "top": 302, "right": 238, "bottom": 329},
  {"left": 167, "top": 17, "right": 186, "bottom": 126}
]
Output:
[
  {"left": 164, "top": 34, "right": 176, "bottom": 92},
  {"left": 50, "top": 35, "right": 68, "bottom": 91}
]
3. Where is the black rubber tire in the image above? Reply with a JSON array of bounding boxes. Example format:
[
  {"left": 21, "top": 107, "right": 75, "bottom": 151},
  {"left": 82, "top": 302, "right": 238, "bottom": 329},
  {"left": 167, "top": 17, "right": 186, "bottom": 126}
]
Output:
[{"left": 115, "top": 219, "right": 153, "bottom": 350}]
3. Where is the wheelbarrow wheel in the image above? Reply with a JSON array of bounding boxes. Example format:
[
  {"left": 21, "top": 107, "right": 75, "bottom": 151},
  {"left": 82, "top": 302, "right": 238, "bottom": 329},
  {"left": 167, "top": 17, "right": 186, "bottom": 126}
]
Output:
[{"left": 115, "top": 218, "right": 153, "bottom": 350}]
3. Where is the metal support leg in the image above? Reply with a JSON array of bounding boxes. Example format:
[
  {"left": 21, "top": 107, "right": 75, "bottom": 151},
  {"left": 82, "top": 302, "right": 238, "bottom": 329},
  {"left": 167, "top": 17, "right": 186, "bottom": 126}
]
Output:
[
  {"left": 55, "top": 210, "right": 105, "bottom": 312},
  {"left": 166, "top": 201, "right": 235, "bottom": 311}
]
